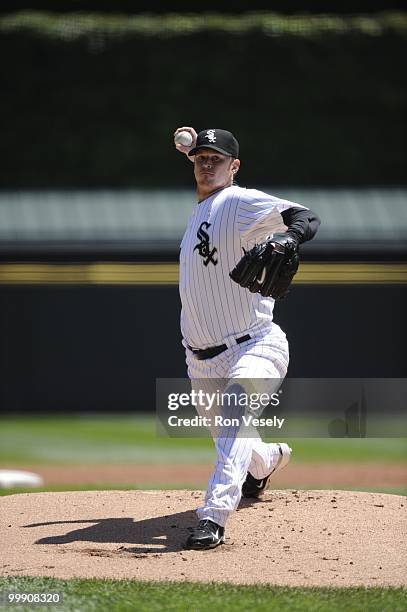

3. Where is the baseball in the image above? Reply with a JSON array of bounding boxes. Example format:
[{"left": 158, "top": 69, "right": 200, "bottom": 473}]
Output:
[{"left": 174, "top": 130, "right": 193, "bottom": 147}]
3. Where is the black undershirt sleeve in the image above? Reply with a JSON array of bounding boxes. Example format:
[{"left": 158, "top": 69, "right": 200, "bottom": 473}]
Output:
[{"left": 280, "top": 207, "right": 321, "bottom": 245}]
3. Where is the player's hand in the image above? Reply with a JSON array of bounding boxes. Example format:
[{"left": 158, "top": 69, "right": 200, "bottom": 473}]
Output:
[{"left": 174, "top": 126, "right": 197, "bottom": 159}]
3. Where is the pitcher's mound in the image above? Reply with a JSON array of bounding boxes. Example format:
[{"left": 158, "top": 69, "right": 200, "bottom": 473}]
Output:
[{"left": 1, "top": 489, "right": 405, "bottom": 586}]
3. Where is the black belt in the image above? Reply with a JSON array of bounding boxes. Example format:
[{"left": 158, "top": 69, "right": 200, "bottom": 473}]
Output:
[{"left": 188, "top": 334, "right": 251, "bottom": 360}]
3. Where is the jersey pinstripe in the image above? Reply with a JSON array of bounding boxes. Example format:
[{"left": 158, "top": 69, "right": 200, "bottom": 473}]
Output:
[{"left": 179, "top": 185, "right": 306, "bottom": 349}]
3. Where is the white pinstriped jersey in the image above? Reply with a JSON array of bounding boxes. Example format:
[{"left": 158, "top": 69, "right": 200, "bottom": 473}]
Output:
[{"left": 179, "top": 185, "right": 306, "bottom": 349}]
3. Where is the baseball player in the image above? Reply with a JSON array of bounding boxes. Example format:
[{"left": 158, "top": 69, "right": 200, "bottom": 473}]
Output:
[{"left": 174, "top": 127, "right": 320, "bottom": 550}]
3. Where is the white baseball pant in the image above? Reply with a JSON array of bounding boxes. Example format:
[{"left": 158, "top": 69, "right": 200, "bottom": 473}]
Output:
[{"left": 185, "top": 324, "right": 289, "bottom": 527}]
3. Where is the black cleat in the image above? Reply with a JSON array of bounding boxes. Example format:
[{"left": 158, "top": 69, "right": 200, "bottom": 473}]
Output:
[
  {"left": 185, "top": 519, "right": 225, "bottom": 550},
  {"left": 242, "top": 443, "right": 292, "bottom": 499}
]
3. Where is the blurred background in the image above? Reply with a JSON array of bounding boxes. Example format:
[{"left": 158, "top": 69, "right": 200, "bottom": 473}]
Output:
[{"left": 0, "top": 1, "right": 406, "bottom": 494}]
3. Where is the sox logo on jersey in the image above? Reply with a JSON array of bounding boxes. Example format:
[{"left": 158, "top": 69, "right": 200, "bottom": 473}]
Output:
[{"left": 194, "top": 221, "right": 218, "bottom": 266}]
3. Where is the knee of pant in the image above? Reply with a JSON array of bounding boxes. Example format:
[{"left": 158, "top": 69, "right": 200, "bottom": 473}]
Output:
[
  {"left": 220, "top": 383, "right": 246, "bottom": 423},
  {"left": 224, "top": 383, "right": 247, "bottom": 401}
]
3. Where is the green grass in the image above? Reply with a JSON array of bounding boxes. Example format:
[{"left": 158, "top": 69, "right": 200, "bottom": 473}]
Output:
[
  {"left": 0, "top": 416, "right": 406, "bottom": 464},
  {"left": 0, "top": 415, "right": 214, "bottom": 464},
  {"left": 0, "top": 578, "right": 406, "bottom": 612}
]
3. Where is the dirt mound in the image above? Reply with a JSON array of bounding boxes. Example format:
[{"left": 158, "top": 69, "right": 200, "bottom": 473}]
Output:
[{"left": 1, "top": 490, "right": 405, "bottom": 587}]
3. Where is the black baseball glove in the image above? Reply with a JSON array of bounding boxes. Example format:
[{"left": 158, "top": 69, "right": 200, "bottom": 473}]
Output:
[{"left": 229, "top": 233, "right": 299, "bottom": 299}]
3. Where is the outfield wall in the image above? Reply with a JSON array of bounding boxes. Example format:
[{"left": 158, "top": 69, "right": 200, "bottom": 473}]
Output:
[{"left": 1, "top": 282, "right": 405, "bottom": 413}]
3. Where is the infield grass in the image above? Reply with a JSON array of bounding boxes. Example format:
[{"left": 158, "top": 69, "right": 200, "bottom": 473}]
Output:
[
  {"left": 0, "top": 578, "right": 406, "bottom": 612},
  {"left": 0, "top": 415, "right": 405, "bottom": 464}
]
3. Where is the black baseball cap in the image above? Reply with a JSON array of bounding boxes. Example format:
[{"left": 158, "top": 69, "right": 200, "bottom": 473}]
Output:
[{"left": 188, "top": 129, "right": 239, "bottom": 158}]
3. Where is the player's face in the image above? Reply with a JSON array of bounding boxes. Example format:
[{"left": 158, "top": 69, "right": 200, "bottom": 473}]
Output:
[{"left": 194, "top": 149, "right": 239, "bottom": 197}]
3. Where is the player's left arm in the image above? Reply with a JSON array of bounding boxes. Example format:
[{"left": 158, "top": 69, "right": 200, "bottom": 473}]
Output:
[
  {"left": 230, "top": 200, "right": 321, "bottom": 299},
  {"left": 280, "top": 206, "right": 321, "bottom": 245}
]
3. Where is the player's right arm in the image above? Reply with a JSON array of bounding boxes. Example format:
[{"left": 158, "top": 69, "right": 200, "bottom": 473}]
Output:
[{"left": 174, "top": 126, "right": 197, "bottom": 161}]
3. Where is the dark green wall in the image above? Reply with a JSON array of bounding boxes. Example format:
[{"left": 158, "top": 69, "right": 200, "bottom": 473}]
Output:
[
  {"left": 1, "top": 284, "right": 405, "bottom": 412},
  {"left": 1, "top": 16, "right": 406, "bottom": 187}
]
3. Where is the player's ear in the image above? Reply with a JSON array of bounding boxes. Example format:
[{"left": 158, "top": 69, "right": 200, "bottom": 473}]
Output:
[{"left": 231, "top": 159, "right": 240, "bottom": 174}]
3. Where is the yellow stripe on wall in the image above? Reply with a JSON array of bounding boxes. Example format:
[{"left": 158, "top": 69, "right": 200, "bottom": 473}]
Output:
[
  {"left": 0, "top": 263, "right": 178, "bottom": 285},
  {"left": 295, "top": 263, "right": 407, "bottom": 284},
  {"left": 0, "top": 262, "right": 405, "bottom": 285}
]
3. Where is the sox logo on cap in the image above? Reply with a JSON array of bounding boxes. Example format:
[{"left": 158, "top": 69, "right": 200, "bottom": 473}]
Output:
[{"left": 205, "top": 129, "right": 216, "bottom": 143}]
